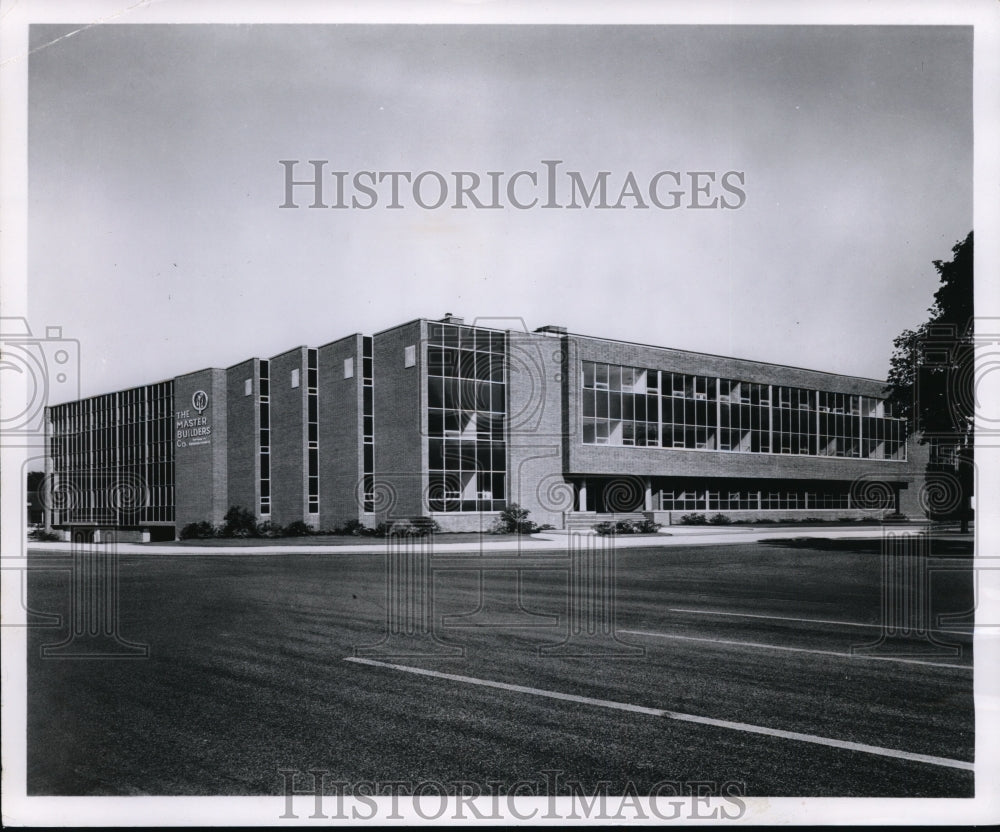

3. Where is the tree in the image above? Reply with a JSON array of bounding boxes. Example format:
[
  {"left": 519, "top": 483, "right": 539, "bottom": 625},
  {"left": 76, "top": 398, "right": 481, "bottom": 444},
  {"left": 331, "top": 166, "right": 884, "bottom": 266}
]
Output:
[{"left": 885, "top": 231, "right": 974, "bottom": 531}]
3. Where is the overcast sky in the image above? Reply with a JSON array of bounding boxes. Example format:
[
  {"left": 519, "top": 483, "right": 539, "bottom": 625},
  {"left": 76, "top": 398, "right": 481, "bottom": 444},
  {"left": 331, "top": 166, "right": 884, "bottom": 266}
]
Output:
[{"left": 28, "top": 24, "right": 972, "bottom": 400}]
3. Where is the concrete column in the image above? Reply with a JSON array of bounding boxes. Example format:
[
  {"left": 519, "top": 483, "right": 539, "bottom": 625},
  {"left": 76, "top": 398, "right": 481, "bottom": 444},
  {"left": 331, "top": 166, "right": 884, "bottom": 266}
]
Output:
[
  {"left": 578, "top": 479, "right": 587, "bottom": 512},
  {"left": 644, "top": 478, "right": 653, "bottom": 511}
]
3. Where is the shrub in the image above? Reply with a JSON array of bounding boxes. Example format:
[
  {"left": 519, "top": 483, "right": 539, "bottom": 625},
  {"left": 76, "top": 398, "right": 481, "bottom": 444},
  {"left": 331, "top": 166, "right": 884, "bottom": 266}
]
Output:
[
  {"left": 338, "top": 519, "right": 366, "bottom": 536},
  {"left": 386, "top": 520, "right": 415, "bottom": 537},
  {"left": 180, "top": 520, "right": 216, "bottom": 540},
  {"left": 679, "top": 513, "right": 708, "bottom": 525},
  {"left": 593, "top": 518, "right": 662, "bottom": 536},
  {"left": 708, "top": 513, "right": 732, "bottom": 525},
  {"left": 283, "top": 520, "right": 314, "bottom": 537},
  {"left": 384, "top": 518, "right": 440, "bottom": 537},
  {"left": 491, "top": 503, "right": 543, "bottom": 535},
  {"left": 255, "top": 521, "right": 284, "bottom": 538},
  {"left": 222, "top": 506, "right": 258, "bottom": 537},
  {"left": 28, "top": 528, "right": 62, "bottom": 542}
]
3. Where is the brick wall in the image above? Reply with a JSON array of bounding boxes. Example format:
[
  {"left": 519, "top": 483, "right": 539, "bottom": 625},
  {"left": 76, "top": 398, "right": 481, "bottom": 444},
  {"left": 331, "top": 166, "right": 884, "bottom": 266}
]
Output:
[
  {"left": 226, "top": 358, "right": 260, "bottom": 519},
  {"left": 372, "top": 320, "right": 425, "bottom": 520},
  {"left": 506, "top": 330, "right": 568, "bottom": 528},
  {"left": 174, "top": 369, "right": 228, "bottom": 532},
  {"left": 269, "top": 346, "right": 308, "bottom": 526},
  {"left": 317, "top": 334, "right": 363, "bottom": 530}
]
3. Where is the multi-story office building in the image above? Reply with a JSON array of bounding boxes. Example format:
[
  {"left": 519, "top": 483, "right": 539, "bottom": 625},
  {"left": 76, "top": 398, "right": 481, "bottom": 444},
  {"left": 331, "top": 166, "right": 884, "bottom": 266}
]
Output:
[{"left": 44, "top": 314, "right": 924, "bottom": 540}]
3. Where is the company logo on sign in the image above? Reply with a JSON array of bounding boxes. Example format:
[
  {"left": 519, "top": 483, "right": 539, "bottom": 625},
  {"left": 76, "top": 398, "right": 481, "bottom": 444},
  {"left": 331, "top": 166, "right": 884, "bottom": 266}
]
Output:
[{"left": 177, "top": 390, "right": 212, "bottom": 448}]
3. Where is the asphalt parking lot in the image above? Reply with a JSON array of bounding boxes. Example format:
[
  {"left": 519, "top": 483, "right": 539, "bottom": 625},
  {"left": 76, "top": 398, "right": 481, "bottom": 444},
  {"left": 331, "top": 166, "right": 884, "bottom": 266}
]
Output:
[{"left": 25, "top": 535, "right": 974, "bottom": 798}]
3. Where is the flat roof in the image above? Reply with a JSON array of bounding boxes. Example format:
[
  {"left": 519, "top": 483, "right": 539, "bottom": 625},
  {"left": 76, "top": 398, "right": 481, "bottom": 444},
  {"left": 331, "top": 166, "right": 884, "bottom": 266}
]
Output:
[
  {"left": 566, "top": 331, "right": 888, "bottom": 385},
  {"left": 47, "top": 313, "right": 890, "bottom": 407}
]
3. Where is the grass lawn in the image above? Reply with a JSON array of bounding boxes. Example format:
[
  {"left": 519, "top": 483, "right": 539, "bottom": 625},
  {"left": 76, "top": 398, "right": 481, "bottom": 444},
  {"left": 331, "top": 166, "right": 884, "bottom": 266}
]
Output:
[{"left": 26, "top": 538, "right": 974, "bottom": 797}]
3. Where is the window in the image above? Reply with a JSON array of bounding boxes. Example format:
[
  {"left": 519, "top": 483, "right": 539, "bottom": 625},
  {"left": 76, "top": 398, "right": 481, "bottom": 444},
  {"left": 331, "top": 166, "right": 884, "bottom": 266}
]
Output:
[
  {"left": 344, "top": 357, "right": 354, "bottom": 379},
  {"left": 818, "top": 392, "right": 859, "bottom": 458},
  {"left": 427, "top": 323, "right": 507, "bottom": 512},
  {"left": 46, "top": 381, "right": 176, "bottom": 526},
  {"left": 244, "top": 378, "right": 252, "bottom": 396},
  {"left": 659, "top": 373, "right": 717, "bottom": 450},
  {"left": 291, "top": 368, "right": 300, "bottom": 388},
  {"left": 773, "top": 387, "right": 815, "bottom": 455},
  {"left": 580, "top": 367, "right": 902, "bottom": 461},
  {"left": 361, "top": 338, "right": 374, "bottom": 512},
  {"left": 582, "top": 361, "right": 661, "bottom": 449},
  {"left": 307, "top": 349, "right": 319, "bottom": 513},
  {"left": 718, "top": 380, "right": 770, "bottom": 453},
  {"left": 404, "top": 345, "right": 416, "bottom": 367},
  {"left": 259, "top": 360, "right": 271, "bottom": 515}
]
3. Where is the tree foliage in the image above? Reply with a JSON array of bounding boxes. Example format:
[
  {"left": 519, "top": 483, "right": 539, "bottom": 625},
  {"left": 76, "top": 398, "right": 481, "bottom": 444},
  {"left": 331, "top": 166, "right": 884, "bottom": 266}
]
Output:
[
  {"left": 885, "top": 231, "right": 973, "bottom": 528},
  {"left": 886, "top": 231, "right": 973, "bottom": 438}
]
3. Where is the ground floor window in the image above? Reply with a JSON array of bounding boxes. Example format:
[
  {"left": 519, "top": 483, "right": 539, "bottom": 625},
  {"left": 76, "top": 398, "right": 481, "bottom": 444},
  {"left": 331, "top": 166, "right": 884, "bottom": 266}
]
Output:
[
  {"left": 569, "top": 476, "right": 882, "bottom": 513},
  {"left": 658, "top": 480, "right": 856, "bottom": 511}
]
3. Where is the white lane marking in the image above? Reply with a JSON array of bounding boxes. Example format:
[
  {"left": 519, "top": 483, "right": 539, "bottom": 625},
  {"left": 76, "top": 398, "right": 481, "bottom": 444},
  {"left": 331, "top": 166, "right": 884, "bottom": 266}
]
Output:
[
  {"left": 345, "top": 657, "right": 973, "bottom": 772},
  {"left": 668, "top": 607, "right": 975, "bottom": 635},
  {"left": 620, "top": 629, "right": 972, "bottom": 670}
]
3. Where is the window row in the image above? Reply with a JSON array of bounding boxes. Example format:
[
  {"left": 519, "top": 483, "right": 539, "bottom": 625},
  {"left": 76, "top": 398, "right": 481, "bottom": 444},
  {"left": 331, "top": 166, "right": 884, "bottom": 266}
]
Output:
[
  {"left": 581, "top": 361, "right": 906, "bottom": 460},
  {"left": 428, "top": 346, "right": 505, "bottom": 382},
  {"left": 428, "top": 438, "right": 506, "bottom": 474},
  {"left": 428, "top": 378, "right": 505, "bottom": 414},
  {"left": 427, "top": 323, "right": 506, "bottom": 354},
  {"left": 307, "top": 349, "right": 319, "bottom": 514},
  {"left": 47, "top": 478, "right": 175, "bottom": 524},
  {"left": 426, "top": 325, "right": 507, "bottom": 511},
  {"left": 51, "top": 441, "right": 174, "bottom": 465},
  {"left": 582, "top": 361, "right": 898, "bottom": 414},
  {"left": 50, "top": 384, "right": 173, "bottom": 429},
  {"left": 259, "top": 359, "right": 271, "bottom": 515},
  {"left": 659, "top": 487, "right": 853, "bottom": 511},
  {"left": 427, "top": 471, "right": 507, "bottom": 513},
  {"left": 428, "top": 409, "right": 505, "bottom": 441},
  {"left": 52, "top": 414, "right": 174, "bottom": 439},
  {"left": 362, "top": 337, "right": 374, "bottom": 513}
]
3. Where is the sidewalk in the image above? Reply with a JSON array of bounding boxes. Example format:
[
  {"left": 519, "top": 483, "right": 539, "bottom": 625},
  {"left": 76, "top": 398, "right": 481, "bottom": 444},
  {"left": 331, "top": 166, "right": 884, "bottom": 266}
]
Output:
[{"left": 23, "top": 523, "right": 954, "bottom": 556}]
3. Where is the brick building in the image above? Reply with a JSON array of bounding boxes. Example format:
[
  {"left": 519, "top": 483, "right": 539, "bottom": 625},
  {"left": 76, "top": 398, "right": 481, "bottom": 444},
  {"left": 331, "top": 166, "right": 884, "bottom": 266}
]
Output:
[{"left": 43, "top": 314, "right": 924, "bottom": 540}]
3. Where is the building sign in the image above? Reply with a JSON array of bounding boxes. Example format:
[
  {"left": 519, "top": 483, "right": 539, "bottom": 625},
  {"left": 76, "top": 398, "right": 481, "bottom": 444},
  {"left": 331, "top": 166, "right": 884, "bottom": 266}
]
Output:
[{"left": 176, "top": 390, "right": 212, "bottom": 448}]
